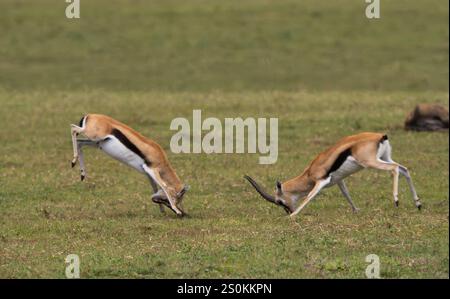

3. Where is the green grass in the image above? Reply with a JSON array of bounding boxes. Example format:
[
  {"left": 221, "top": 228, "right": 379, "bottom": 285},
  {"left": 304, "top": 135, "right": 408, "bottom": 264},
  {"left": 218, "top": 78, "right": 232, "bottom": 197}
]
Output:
[
  {"left": 0, "top": 0, "right": 448, "bottom": 92},
  {"left": 0, "top": 90, "right": 448, "bottom": 278},
  {"left": 0, "top": 0, "right": 448, "bottom": 278}
]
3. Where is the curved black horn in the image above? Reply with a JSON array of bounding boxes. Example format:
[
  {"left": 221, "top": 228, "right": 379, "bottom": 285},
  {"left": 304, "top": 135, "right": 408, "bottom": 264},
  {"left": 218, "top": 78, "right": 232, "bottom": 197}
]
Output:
[{"left": 244, "top": 175, "right": 276, "bottom": 204}]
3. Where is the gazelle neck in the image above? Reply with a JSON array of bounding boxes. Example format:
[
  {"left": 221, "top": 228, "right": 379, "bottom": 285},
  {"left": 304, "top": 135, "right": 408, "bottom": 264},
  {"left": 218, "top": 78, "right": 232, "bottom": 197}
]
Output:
[{"left": 283, "top": 171, "right": 315, "bottom": 196}]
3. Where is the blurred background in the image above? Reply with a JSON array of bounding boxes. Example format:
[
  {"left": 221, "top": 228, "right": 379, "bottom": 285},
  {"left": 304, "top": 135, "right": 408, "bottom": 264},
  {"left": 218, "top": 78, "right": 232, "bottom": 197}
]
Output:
[{"left": 0, "top": 0, "right": 448, "bottom": 92}]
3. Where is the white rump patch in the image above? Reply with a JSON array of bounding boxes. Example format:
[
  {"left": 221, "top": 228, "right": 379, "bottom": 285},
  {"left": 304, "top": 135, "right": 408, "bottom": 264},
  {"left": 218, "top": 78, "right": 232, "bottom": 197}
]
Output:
[
  {"left": 98, "top": 135, "right": 146, "bottom": 173},
  {"left": 376, "top": 139, "right": 392, "bottom": 161}
]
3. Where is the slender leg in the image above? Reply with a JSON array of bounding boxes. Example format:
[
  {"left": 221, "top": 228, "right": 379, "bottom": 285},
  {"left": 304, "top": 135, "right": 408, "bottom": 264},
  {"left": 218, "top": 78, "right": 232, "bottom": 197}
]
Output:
[
  {"left": 70, "top": 125, "right": 82, "bottom": 167},
  {"left": 393, "top": 166, "right": 399, "bottom": 207},
  {"left": 337, "top": 180, "right": 359, "bottom": 213},
  {"left": 148, "top": 177, "right": 158, "bottom": 193},
  {"left": 78, "top": 147, "right": 86, "bottom": 181},
  {"left": 147, "top": 176, "right": 165, "bottom": 214},
  {"left": 378, "top": 145, "right": 421, "bottom": 210},
  {"left": 398, "top": 165, "right": 422, "bottom": 210},
  {"left": 142, "top": 164, "right": 183, "bottom": 216},
  {"left": 76, "top": 139, "right": 97, "bottom": 181},
  {"left": 363, "top": 159, "right": 400, "bottom": 207},
  {"left": 158, "top": 202, "right": 165, "bottom": 214},
  {"left": 290, "top": 177, "right": 331, "bottom": 218}
]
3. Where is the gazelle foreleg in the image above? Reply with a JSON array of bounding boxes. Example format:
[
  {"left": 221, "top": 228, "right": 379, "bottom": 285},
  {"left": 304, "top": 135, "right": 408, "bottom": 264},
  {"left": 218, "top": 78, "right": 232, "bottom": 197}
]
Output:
[
  {"left": 78, "top": 146, "right": 86, "bottom": 181},
  {"left": 142, "top": 164, "right": 183, "bottom": 216},
  {"left": 337, "top": 180, "right": 359, "bottom": 213},
  {"left": 76, "top": 139, "right": 97, "bottom": 181},
  {"left": 290, "top": 177, "right": 331, "bottom": 218},
  {"left": 70, "top": 124, "right": 83, "bottom": 167}
]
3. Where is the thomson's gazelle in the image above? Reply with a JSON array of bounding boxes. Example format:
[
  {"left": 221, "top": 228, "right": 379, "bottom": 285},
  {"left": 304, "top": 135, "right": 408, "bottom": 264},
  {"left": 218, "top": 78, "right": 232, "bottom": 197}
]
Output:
[
  {"left": 245, "top": 132, "right": 421, "bottom": 218},
  {"left": 70, "top": 114, "right": 189, "bottom": 216}
]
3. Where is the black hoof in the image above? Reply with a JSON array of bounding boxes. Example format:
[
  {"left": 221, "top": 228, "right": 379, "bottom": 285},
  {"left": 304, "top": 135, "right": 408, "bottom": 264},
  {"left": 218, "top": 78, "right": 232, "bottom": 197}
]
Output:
[
  {"left": 80, "top": 175, "right": 85, "bottom": 181},
  {"left": 417, "top": 204, "right": 422, "bottom": 211},
  {"left": 395, "top": 201, "right": 399, "bottom": 207},
  {"left": 71, "top": 162, "right": 76, "bottom": 168}
]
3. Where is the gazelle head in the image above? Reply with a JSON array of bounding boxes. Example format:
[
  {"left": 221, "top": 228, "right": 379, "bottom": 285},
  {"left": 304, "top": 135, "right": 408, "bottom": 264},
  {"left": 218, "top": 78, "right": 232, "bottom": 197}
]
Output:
[{"left": 244, "top": 175, "right": 293, "bottom": 214}]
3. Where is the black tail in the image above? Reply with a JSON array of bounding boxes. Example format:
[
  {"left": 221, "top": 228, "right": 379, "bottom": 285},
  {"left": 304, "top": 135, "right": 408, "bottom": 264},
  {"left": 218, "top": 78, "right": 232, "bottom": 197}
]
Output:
[{"left": 78, "top": 115, "right": 87, "bottom": 128}]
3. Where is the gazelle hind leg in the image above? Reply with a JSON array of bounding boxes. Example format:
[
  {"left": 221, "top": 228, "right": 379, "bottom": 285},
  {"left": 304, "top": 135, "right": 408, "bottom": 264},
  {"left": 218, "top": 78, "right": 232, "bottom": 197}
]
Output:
[
  {"left": 398, "top": 165, "right": 422, "bottom": 210},
  {"left": 379, "top": 148, "right": 421, "bottom": 210},
  {"left": 290, "top": 177, "right": 331, "bottom": 218},
  {"left": 363, "top": 159, "right": 400, "bottom": 207},
  {"left": 337, "top": 180, "right": 359, "bottom": 213},
  {"left": 142, "top": 164, "right": 183, "bottom": 216}
]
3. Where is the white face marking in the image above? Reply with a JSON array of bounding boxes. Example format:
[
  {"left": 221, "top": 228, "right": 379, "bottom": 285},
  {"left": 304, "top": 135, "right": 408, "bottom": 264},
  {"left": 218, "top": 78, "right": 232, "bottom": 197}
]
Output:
[
  {"left": 328, "top": 156, "right": 363, "bottom": 185},
  {"left": 98, "top": 135, "right": 146, "bottom": 173}
]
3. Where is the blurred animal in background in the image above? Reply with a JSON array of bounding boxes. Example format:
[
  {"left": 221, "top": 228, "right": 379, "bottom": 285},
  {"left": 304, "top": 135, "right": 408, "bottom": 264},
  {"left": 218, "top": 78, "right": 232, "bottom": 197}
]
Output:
[{"left": 404, "top": 104, "right": 449, "bottom": 131}]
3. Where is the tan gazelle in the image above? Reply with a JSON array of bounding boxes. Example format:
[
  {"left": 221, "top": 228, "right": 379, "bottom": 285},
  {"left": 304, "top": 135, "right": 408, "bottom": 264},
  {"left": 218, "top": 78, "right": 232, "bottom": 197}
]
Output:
[
  {"left": 70, "top": 114, "right": 189, "bottom": 217},
  {"left": 245, "top": 132, "right": 422, "bottom": 218}
]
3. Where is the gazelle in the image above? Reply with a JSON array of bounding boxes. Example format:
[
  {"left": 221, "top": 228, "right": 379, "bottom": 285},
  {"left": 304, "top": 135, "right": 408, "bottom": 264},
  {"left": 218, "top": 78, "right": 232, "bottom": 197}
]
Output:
[
  {"left": 70, "top": 114, "right": 189, "bottom": 217},
  {"left": 244, "top": 132, "right": 422, "bottom": 218}
]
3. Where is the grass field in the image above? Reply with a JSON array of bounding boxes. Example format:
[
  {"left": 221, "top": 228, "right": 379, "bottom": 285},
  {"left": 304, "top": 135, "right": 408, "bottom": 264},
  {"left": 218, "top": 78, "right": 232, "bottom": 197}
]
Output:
[
  {"left": 1, "top": 0, "right": 448, "bottom": 92},
  {"left": 0, "top": 0, "right": 449, "bottom": 278},
  {"left": 0, "top": 91, "right": 448, "bottom": 278}
]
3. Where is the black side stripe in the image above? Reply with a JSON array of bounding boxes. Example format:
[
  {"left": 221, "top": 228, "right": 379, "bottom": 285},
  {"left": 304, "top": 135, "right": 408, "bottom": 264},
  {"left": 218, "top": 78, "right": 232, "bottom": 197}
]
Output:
[
  {"left": 111, "top": 128, "right": 151, "bottom": 165},
  {"left": 325, "top": 148, "right": 352, "bottom": 177}
]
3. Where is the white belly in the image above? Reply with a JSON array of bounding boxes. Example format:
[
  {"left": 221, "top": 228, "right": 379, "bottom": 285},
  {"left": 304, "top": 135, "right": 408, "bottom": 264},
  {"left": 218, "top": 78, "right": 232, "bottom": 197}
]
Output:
[
  {"left": 98, "top": 135, "right": 146, "bottom": 173},
  {"left": 328, "top": 156, "right": 363, "bottom": 186}
]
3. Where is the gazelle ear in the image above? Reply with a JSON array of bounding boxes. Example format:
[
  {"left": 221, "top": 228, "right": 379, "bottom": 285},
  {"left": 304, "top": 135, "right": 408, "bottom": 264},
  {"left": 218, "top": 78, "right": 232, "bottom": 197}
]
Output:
[{"left": 276, "top": 181, "right": 282, "bottom": 196}]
